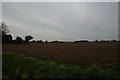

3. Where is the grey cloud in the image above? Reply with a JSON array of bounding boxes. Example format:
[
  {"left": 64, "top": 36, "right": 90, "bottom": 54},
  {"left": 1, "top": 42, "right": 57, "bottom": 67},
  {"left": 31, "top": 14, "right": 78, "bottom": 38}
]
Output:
[{"left": 2, "top": 2, "right": 118, "bottom": 41}]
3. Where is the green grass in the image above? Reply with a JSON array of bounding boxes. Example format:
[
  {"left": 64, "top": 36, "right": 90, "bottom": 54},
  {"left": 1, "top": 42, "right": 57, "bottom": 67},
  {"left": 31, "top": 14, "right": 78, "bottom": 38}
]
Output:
[{"left": 2, "top": 52, "right": 120, "bottom": 79}]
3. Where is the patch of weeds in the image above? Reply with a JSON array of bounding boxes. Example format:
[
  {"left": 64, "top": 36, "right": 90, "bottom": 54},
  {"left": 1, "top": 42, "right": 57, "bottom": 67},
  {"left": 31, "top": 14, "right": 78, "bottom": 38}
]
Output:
[{"left": 2, "top": 52, "right": 120, "bottom": 79}]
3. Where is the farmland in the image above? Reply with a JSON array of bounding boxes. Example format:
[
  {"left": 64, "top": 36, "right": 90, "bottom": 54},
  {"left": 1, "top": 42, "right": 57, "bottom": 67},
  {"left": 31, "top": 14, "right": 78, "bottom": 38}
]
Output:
[{"left": 2, "top": 42, "right": 120, "bottom": 78}]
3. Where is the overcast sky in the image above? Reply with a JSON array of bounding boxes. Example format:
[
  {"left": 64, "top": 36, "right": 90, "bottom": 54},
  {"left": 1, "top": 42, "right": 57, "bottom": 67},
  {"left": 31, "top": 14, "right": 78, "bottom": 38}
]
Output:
[{"left": 2, "top": 2, "right": 118, "bottom": 41}]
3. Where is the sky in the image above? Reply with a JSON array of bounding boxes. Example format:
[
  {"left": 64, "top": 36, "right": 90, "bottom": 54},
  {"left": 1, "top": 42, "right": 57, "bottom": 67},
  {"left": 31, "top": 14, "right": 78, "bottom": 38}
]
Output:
[
  {"left": 2, "top": 2, "right": 118, "bottom": 41},
  {"left": 1, "top": 0, "right": 120, "bottom": 2}
]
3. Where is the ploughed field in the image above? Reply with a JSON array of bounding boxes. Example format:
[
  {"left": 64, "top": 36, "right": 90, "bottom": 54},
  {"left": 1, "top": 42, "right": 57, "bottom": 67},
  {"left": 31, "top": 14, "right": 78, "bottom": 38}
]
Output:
[{"left": 3, "top": 42, "right": 120, "bottom": 70}]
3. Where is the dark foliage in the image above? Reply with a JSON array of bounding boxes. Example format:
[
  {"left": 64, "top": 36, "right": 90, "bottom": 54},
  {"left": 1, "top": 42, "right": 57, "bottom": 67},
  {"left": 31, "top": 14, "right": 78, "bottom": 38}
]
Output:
[
  {"left": 0, "top": 23, "right": 13, "bottom": 44},
  {"left": 2, "top": 34, "right": 12, "bottom": 43},
  {"left": 16, "top": 36, "right": 24, "bottom": 44},
  {"left": 37, "top": 40, "right": 43, "bottom": 43},
  {"left": 25, "top": 35, "right": 33, "bottom": 43}
]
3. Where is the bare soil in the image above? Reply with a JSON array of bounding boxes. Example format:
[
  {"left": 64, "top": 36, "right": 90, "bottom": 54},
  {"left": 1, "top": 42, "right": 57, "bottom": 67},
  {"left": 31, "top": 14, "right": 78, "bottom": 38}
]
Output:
[{"left": 3, "top": 42, "right": 120, "bottom": 70}]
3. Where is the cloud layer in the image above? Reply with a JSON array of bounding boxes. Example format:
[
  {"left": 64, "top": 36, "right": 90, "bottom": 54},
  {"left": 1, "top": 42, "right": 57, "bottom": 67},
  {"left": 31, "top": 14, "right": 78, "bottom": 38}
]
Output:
[{"left": 2, "top": 2, "right": 118, "bottom": 41}]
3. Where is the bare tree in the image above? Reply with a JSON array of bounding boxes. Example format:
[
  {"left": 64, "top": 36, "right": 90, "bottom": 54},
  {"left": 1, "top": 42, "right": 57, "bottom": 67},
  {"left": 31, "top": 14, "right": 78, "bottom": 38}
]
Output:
[{"left": 0, "top": 22, "right": 9, "bottom": 35}]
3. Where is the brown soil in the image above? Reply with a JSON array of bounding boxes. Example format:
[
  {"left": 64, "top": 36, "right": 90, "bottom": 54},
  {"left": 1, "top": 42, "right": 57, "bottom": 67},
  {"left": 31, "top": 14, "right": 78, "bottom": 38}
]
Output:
[{"left": 3, "top": 42, "right": 120, "bottom": 70}]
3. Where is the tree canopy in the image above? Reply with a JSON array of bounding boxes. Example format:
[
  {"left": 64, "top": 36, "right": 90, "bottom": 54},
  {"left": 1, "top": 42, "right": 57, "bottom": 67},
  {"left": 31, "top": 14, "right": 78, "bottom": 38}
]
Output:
[{"left": 25, "top": 35, "right": 33, "bottom": 43}]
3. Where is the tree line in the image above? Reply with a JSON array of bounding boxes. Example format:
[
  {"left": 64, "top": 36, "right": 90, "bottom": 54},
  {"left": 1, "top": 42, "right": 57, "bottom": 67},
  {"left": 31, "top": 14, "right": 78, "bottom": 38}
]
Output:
[
  {"left": 0, "top": 23, "right": 33, "bottom": 44},
  {"left": 0, "top": 22, "right": 119, "bottom": 44}
]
